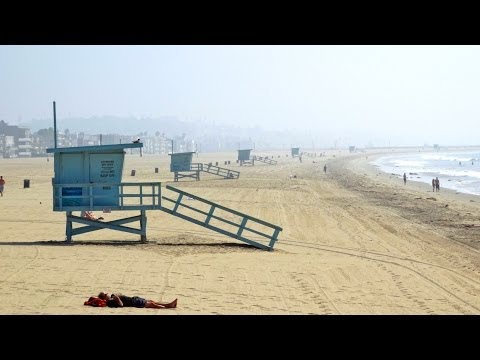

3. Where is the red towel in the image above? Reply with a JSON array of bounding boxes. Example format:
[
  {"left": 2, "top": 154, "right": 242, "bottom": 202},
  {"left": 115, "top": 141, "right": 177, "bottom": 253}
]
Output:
[{"left": 84, "top": 296, "right": 107, "bottom": 307}]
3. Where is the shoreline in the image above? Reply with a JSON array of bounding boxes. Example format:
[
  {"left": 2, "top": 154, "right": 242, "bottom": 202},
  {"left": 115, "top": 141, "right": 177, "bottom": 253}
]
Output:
[
  {"left": 329, "top": 151, "right": 480, "bottom": 251},
  {"left": 368, "top": 151, "right": 480, "bottom": 206},
  {"left": 368, "top": 148, "right": 480, "bottom": 197},
  {"left": 366, "top": 150, "right": 480, "bottom": 208}
]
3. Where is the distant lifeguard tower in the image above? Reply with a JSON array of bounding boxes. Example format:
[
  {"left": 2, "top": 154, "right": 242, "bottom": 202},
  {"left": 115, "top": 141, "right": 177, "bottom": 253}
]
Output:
[
  {"left": 47, "top": 143, "right": 161, "bottom": 242},
  {"left": 291, "top": 147, "right": 300, "bottom": 158},
  {"left": 238, "top": 149, "right": 254, "bottom": 166},
  {"left": 169, "top": 151, "right": 199, "bottom": 181}
]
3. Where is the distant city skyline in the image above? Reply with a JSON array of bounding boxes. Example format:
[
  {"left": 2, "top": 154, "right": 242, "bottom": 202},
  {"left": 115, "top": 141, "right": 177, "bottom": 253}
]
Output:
[{"left": 2, "top": 45, "right": 480, "bottom": 147}]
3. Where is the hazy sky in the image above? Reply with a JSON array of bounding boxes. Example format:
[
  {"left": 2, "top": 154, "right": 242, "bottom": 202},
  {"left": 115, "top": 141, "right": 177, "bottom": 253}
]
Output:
[{"left": 1, "top": 45, "right": 480, "bottom": 146}]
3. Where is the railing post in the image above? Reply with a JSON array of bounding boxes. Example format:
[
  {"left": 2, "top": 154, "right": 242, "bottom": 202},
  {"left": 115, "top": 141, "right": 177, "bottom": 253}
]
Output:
[
  {"left": 172, "top": 193, "right": 183, "bottom": 213},
  {"left": 205, "top": 205, "right": 215, "bottom": 225},
  {"left": 59, "top": 185, "right": 63, "bottom": 211},
  {"left": 66, "top": 211, "right": 72, "bottom": 242},
  {"left": 140, "top": 210, "right": 147, "bottom": 242},
  {"left": 120, "top": 184, "right": 124, "bottom": 208},
  {"left": 237, "top": 217, "right": 248, "bottom": 238},
  {"left": 89, "top": 184, "right": 93, "bottom": 208},
  {"left": 268, "top": 228, "right": 281, "bottom": 249}
]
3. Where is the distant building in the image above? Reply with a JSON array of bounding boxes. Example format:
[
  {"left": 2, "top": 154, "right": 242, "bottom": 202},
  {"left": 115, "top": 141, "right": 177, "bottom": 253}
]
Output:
[{"left": 0, "top": 120, "right": 33, "bottom": 158}]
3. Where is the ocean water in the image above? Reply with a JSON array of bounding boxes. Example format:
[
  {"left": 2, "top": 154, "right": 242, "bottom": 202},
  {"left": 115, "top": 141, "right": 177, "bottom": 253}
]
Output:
[{"left": 371, "top": 150, "right": 480, "bottom": 196}]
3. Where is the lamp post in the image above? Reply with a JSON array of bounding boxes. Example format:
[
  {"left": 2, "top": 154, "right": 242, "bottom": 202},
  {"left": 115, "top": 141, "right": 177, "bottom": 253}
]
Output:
[{"left": 166, "top": 138, "right": 174, "bottom": 154}]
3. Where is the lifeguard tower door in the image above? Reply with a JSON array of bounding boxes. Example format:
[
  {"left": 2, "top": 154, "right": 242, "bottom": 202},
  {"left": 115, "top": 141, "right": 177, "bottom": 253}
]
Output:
[{"left": 88, "top": 153, "right": 124, "bottom": 206}]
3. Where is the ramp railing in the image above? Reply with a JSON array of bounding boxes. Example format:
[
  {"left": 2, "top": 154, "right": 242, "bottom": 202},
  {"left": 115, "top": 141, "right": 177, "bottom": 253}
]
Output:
[
  {"left": 200, "top": 163, "right": 240, "bottom": 179},
  {"left": 160, "top": 185, "right": 282, "bottom": 250},
  {"left": 253, "top": 156, "right": 277, "bottom": 165}
]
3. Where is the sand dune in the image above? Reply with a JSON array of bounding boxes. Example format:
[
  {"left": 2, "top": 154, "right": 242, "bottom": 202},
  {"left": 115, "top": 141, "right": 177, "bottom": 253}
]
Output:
[{"left": 0, "top": 149, "right": 479, "bottom": 314}]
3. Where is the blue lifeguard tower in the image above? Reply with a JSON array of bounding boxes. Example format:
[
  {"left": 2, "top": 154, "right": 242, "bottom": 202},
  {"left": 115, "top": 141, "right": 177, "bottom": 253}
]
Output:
[
  {"left": 47, "top": 143, "right": 161, "bottom": 242},
  {"left": 238, "top": 149, "right": 254, "bottom": 166},
  {"left": 169, "top": 151, "right": 199, "bottom": 181},
  {"left": 291, "top": 147, "right": 300, "bottom": 158}
]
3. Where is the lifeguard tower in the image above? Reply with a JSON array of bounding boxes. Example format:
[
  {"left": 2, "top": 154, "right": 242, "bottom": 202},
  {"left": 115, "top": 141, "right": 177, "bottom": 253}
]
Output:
[
  {"left": 47, "top": 143, "right": 161, "bottom": 242},
  {"left": 291, "top": 147, "right": 300, "bottom": 158},
  {"left": 238, "top": 149, "right": 254, "bottom": 166},
  {"left": 169, "top": 152, "right": 200, "bottom": 181},
  {"left": 169, "top": 151, "right": 240, "bottom": 181}
]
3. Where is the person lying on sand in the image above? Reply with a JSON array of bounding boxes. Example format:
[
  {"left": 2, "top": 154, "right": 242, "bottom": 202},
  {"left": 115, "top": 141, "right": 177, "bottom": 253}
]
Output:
[{"left": 97, "top": 292, "right": 177, "bottom": 309}]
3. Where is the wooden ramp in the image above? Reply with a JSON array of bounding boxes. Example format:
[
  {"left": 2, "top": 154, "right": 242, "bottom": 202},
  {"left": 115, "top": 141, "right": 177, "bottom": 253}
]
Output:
[
  {"left": 160, "top": 185, "right": 282, "bottom": 250},
  {"left": 200, "top": 163, "right": 240, "bottom": 179},
  {"left": 253, "top": 156, "right": 277, "bottom": 165}
]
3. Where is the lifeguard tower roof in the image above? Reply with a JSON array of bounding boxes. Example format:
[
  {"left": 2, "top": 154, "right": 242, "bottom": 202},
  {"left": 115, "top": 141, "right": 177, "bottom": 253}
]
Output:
[
  {"left": 46, "top": 143, "right": 142, "bottom": 154},
  {"left": 168, "top": 151, "right": 196, "bottom": 155}
]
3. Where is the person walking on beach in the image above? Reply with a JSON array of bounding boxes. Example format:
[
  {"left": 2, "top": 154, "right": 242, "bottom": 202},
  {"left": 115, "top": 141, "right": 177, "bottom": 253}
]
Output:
[
  {"left": 324, "top": 164, "right": 327, "bottom": 173},
  {"left": 403, "top": 173, "right": 407, "bottom": 185},
  {"left": 0, "top": 176, "right": 5, "bottom": 196},
  {"left": 432, "top": 178, "right": 436, "bottom": 192},
  {"left": 97, "top": 292, "right": 177, "bottom": 309},
  {"left": 435, "top": 177, "right": 440, "bottom": 192}
]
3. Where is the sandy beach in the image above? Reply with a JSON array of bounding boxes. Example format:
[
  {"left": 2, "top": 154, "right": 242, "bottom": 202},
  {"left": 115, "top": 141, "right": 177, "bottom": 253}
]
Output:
[{"left": 0, "top": 149, "right": 479, "bottom": 315}]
